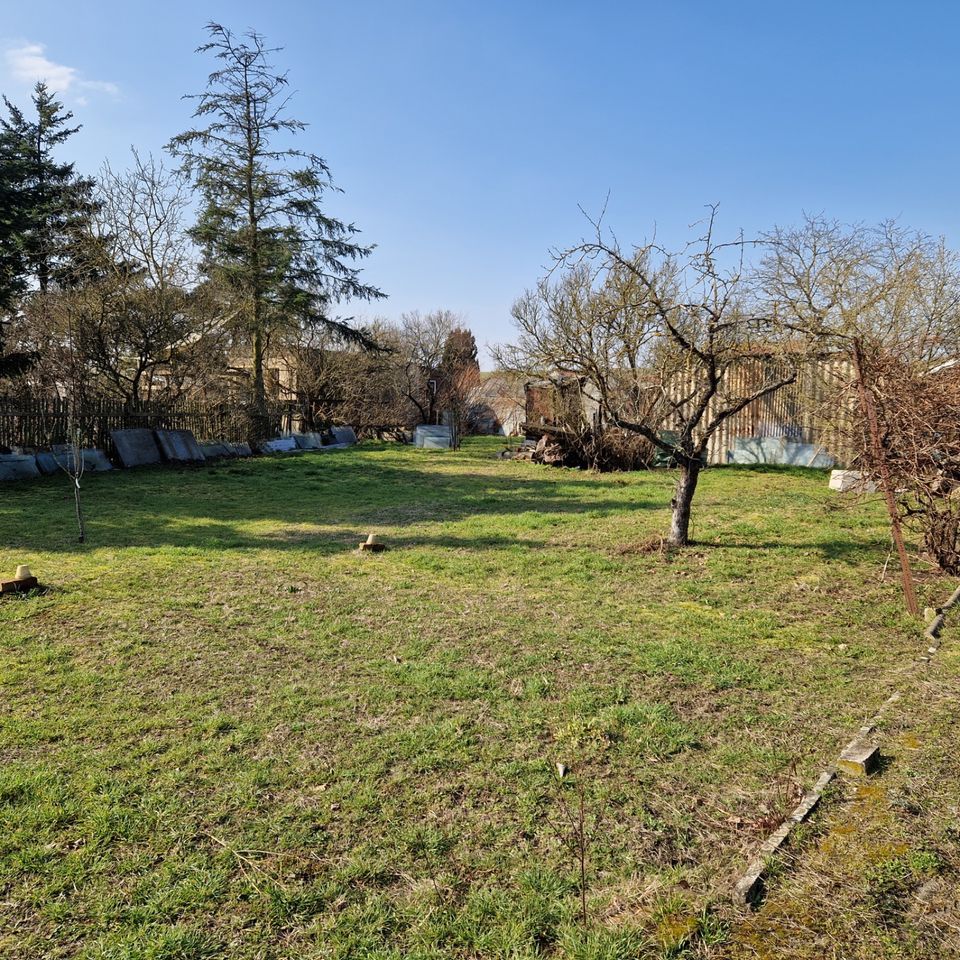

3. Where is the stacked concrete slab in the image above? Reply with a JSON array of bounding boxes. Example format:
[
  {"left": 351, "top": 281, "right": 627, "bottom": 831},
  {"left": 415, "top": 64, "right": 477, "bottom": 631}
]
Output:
[
  {"left": 3, "top": 421, "right": 357, "bottom": 484},
  {"left": 258, "top": 429, "right": 359, "bottom": 454},
  {"left": 50, "top": 445, "right": 112, "bottom": 472},
  {"left": 828, "top": 470, "right": 877, "bottom": 493},
  {"left": 111, "top": 427, "right": 213, "bottom": 467},
  {"left": 155, "top": 429, "right": 205, "bottom": 463},
  {"left": 330, "top": 426, "right": 358, "bottom": 446},
  {"left": 291, "top": 431, "right": 325, "bottom": 450},
  {"left": 1, "top": 448, "right": 112, "bottom": 482},
  {"left": 196, "top": 440, "right": 251, "bottom": 459},
  {"left": 727, "top": 437, "right": 834, "bottom": 468},
  {"left": 258, "top": 436, "right": 298, "bottom": 454},
  {"left": 0, "top": 455, "right": 41, "bottom": 482},
  {"left": 34, "top": 452, "right": 60, "bottom": 476},
  {"left": 111, "top": 428, "right": 164, "bottom": 468},
  {"left": 198, "top": 441, "right": 234, "bottom": 460},
  {"left": 1, "top": 426, "right": 253, "bottom": 483},
  {"left": 414, "top": 425, "right": 453, "bottom": 449}
]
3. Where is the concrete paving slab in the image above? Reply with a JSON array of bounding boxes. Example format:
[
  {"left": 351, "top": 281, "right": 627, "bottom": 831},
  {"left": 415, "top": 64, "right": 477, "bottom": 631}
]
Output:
[
  {"left": 0, "top": 455, "right": 40, "bottom": 482},
  {"left": 111, "top": 429, "right": 163, "bottom": 468}
]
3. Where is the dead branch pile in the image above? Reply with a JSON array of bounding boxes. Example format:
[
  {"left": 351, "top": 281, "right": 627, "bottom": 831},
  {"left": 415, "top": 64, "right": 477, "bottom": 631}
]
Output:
[{"left": 508, "top": 427, "right": 654, "bottom": 471}]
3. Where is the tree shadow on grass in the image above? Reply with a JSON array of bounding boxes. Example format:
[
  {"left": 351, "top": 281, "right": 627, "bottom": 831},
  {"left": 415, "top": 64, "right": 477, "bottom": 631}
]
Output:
[
  {"left": 0, "top": 446, "right": 891, "bottom": 568},
  {"left": 0, "top": 447, "right": 670, "bottom": 555}
]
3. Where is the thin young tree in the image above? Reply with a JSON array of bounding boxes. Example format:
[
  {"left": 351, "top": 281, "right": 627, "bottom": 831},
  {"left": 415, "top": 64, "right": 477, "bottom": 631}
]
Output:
[
  {"left": 168, "top": 22, "right": 384, "bottom": 440},
  {"left": 54, "top": 420, "right": 87, "bottom": 544}
]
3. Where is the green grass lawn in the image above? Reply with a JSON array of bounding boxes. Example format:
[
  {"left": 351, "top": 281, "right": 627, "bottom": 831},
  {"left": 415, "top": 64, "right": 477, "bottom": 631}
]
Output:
[{"left": 0, "top": 438, "right": 954, "bottom": 959}]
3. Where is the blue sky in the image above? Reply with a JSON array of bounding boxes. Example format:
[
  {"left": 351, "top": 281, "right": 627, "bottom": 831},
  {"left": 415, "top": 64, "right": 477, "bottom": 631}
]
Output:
[{"left": 3, "top": 1, "right": 959, "bottom": 364}]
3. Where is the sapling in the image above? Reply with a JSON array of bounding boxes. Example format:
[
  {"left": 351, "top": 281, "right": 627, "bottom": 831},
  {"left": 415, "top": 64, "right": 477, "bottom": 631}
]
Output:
[
  {"left": 54, "top": 425, "right": 86, "bottom": 543},
  {"left": 547, "top": 771, "right": 608, "bottom": 928}
]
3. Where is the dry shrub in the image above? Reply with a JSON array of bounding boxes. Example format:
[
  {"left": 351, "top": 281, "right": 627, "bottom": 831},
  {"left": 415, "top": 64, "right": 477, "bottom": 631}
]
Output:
[
  {"left": 520, "top": 426, "right": 655, "bottom": 472},
  {"left": 849, "top": 345, "right": 960, "bottom": 573},
  {"left": 615, "top": 533, "right": 675, "bottom": 560},
  {"left": 584, "top": 429, "right": 656, "bottom": 472},
  {"left": 920, "top": 504, "right": 960, "bottom": 574}
]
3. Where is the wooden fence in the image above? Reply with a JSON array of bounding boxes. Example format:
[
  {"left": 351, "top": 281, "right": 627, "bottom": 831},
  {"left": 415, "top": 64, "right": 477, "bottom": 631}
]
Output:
[
  {"left": 663, "top": 356, "right": 857, "bottom": 466},
  {"left": 0, "top": 396, "right": 299, "bottom": 455},
  {"left": 524, "top": 357, "right": 858, "bottom": 467}
]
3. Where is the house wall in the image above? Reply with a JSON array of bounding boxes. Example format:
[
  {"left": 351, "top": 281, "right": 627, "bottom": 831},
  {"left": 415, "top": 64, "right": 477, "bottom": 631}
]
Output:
[{"left": 469, "top": 375, "right": 526, "bottom": 435}]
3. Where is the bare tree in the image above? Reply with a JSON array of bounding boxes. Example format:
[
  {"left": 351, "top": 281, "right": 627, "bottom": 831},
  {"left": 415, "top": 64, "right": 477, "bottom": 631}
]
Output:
[
  {"left": 762, "top": 216, "right": 960, "bottom": 607},
  {"left": 54, "top": 420, "right": 87, "bottom": 543},
  {"left": 758, "top": 216, "right": 945, "bottom": 348},
  {"left": 761, "top": 217, "right": 960, "bottom": 613},
  {"left": 16, "top": 153, "right": 228, "bottom": 403},
  {"left": 849, "top": 345, "right": 960, "bottom": 574},
  {"left": 286, "top": 313, "right": 482, "bottom": 439},
  {"left": 501, "top": 208, "right": 806, "bottom": 546},
  {"left": 396, "top": 310, "right": 462, "bottom": 425},
  {"left": 288, "top": 321, "right": 411, "bottom": 435}
]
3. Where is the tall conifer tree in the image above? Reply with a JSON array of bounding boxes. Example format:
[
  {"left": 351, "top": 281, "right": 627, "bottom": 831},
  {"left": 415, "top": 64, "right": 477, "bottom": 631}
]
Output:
[
  {"left": 169, "top": 23, "right": 384, "bottom": 438},
  {"left": 1, "top": 82, "right": 96, "bottom": 293},
  {"left": 0, "top": 83, "right": 94, "bottom": 376}
]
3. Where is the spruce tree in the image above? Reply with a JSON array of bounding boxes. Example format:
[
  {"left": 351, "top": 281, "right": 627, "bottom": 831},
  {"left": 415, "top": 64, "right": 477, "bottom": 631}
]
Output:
[
  {"left": 0, "top": 123, "right": 29, "bottom": 313},
  {"left": 168, "top": 22, "right": 384, "bottom": 439},
  {"left": 1, "top": 83, "right": 96, "bottom": 294},
  {"left": 0, "top": 130, "right": 30, "bottom": 376},
  {"left": 1, "top": 82, "right": 94, "bottom": 377}
]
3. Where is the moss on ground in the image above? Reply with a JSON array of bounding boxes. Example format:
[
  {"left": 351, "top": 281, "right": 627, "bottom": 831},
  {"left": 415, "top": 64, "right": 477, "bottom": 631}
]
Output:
[{"left": 717, "top": 660, "right": 960, "bottom": 959}]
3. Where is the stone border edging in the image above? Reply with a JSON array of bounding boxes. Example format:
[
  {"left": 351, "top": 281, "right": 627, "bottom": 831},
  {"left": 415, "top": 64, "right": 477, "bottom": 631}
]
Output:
[
  {"left": 733, "top": 768, "right": 836, "bottom": 905},
  {"left": 733, "top": 691, "right": 899, "bottom": 907},
  {"left": 920, "top": 583, "right": 960, "bottom": 663},
  {"left": 732, "top": 572, "right": 960, "bottom": 910}
]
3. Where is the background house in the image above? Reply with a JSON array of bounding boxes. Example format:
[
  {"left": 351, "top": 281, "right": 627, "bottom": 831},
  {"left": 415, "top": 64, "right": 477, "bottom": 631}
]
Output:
[{"left": 468, "top": 373, "right": 525, "bottom": 435}]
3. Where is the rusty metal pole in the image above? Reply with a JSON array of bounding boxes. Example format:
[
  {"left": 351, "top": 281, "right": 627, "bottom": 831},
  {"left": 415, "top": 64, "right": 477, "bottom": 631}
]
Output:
[{"left": 852, "top": 339, "right": 919, "bottom": 616}]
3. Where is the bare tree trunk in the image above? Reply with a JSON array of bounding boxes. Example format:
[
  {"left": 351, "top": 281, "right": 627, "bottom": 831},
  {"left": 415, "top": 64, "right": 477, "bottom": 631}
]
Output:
[
  {"left": 669, "top": 458, "right": 701, "bottom": 546},
  {"left": 251, "top": 327, "right": 269, "bottom": 442},
  {"left": 73, "top": 475, "right": 86, "bottom": 543}
]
